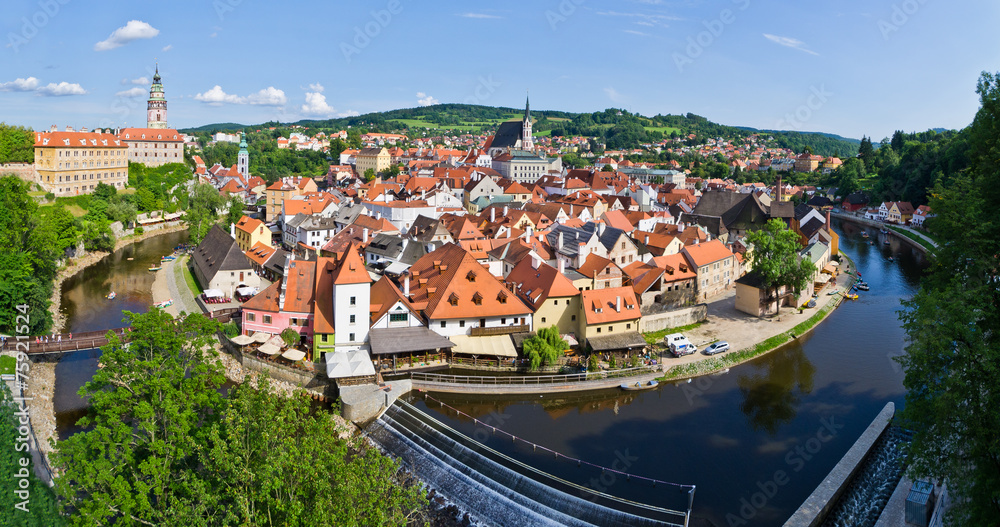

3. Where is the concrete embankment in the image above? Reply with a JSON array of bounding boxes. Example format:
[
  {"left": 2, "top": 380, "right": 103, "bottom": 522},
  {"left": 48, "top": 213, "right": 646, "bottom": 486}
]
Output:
[{"left": 783, "top": 402, "right": 896, "bottom": 527}]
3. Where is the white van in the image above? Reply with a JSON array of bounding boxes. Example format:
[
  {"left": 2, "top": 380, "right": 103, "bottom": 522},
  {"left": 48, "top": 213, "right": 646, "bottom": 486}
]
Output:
[{"left": 664, "top": 333, "right": 697, "bottom": 356}]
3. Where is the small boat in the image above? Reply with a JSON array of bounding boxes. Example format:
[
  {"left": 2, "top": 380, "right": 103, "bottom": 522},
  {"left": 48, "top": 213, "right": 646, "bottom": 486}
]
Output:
[
  {"left": 884, "top": 239, "right": 891, "bottom": 245},
  {"left": 161, "top": 255, "right": 176, "bottom": 261},
  {"left": 856, "top": 284, "right": 870, "bottom": 291},
  {"left": 827, "top": 289, "right": 840, "bottom": 296},
  {"left": 888, "top": 256, "right": 894, "bottom": 262},
  {"left": 861, "top": 231, "right": 869, "bottom": 238},
  {"left": 148, "top": 266, "right": 162, "bottom": 271},
  {"left": 107, "top": 291, "right": 116, "bottom": 300},
  {"left": 621, "top": 380, "right": 658, "bottom": 391},
  {"left": 153, "top": 299, "right": 173, "bottom": 309},
  {"left": 845, "top": 293, "right": 859, "bottom": 300}
]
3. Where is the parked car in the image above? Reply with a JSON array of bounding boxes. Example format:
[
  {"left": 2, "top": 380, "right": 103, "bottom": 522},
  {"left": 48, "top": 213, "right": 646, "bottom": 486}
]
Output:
[
  {"left": 703, "top": 341, "right": 730, "bottom": 356},
  {"left": 664, "top": 333, "right": 697, "bottom": 357}
]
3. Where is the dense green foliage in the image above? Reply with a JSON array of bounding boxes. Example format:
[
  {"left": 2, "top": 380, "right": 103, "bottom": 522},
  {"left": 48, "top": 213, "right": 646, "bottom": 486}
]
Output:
[
  {"left": 0, "top": 176, "right": 58, "bottom": 334},
  {"left": 523, "top": 325, "right": 568, "bottom": 370},
  {"left": 52, "top": 309, "right": 425, "bottom": 526},
  {"left": 0, "top": 383, "right": 65, "bottom": 526},
  {"left": 128, "top": 162, "right": 194, "bottom": 213},
  {"left": 280, "top": 327, "right": 301, "bottom": 347},
  {"left": 0, "top": 122, "right": 34, "bottom": 164},
  {"left": 896, "top": 71, "right": 1000, "bottom": 526},
  {"left": 744, "top": 219, "right": 817, "bottom": 313},
  {"left": 185, "top": 183, "right": 226, "bottom": 244}
]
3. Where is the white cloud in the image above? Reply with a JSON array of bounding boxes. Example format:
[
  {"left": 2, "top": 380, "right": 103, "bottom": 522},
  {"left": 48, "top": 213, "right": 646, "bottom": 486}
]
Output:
[
  {"left": 763, "top": 34, "right": 819, "bottom": 56},
  {"left": 246, "top": 86, "right": 287, "bottom": 106},
  {"left": 308, "top": 82, "right": 325, "bottom": 93},
  {"left": 337, "top": 110, "right": 360, "bottom": 117},
  {"left": 121, "top": 76, "right": 149, "bottom": 85},
  {"left": 458, "top": 13, "right": 502, "bottom": 19},
  {"left": 416, "top": 92, "right": 439, "bottom": 106},
  {"left": 604, "top": 87, "right": 623, "bottom": 103},
  {"left": 301, "top": 91, "right": 335, "bottom": 117},
  {"left": 209, "top": 32, "right": 217, "bottom": 38},
  {"left": 623, "top": 29, "right": 650, "bottom": 37},
  {"left": 194, "top": 85, "right": 244, "bottom": 105},
  {"left": 94, "top": 20, "right": 160, "bottom": 51},
  {"left": 0, "top": 77, "right": 40, "bottom": 92},
  {"left": 36, "top": 82, "right": 87, "bottom": 96},
  {"left": 162, "top": 44, "right": 172, "bottom": 51},
  {"left": 115, "top": 87, "right": 146, "bottom": 97}
]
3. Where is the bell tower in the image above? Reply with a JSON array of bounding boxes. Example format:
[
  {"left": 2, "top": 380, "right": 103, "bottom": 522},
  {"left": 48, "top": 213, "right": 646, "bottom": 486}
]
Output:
[
  {"left": 146, "top": 63, "right": 168, "bottom": 129},
  {"left": 521, "top": 92, "right": 533, "bottom": 151}
]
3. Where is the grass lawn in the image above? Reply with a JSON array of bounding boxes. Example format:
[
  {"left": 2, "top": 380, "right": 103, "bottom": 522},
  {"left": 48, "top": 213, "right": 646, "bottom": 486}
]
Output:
[
  {"left": 180, "top": 255, "right": 204, "bottom": 295},
  {"left": 888, "top": 226, "right": 937, "bottom": 253},
  {"left": 643, "top": 126, "right": 681, "bottom": 134},
  {"left": 642, "top": 321, "right": 705, "bottom": 345},
  {"left": 0, "top": 355, "right": 15, "bottom": 375}
]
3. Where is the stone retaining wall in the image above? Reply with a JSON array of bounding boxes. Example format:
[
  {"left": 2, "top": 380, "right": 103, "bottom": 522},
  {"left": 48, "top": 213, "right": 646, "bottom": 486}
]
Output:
[
  {"left": 783, "top": 402, "right": 896, "bottom": 527},
  {"left": 0, "top": 163, "right": 38, "bottom": 184},
  {"left": 639, "top": 304, "right": 708, "bottom": 333},
  {"left": 831, "top": 212, "right": 929, "bottom": 254}
]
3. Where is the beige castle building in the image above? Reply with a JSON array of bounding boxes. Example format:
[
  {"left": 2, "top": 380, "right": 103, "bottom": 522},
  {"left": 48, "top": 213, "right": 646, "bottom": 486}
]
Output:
[{"left": 33, "top": 128, "right": 129, "bottom": 196}]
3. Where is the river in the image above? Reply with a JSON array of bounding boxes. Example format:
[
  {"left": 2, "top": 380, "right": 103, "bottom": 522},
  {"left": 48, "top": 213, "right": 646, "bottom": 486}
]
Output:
[
  {"left": 53, "top": 229, "right": 189, "bottom": 438},
  {"left": 52, "top": 221, "right": 925, "bottom": 526},
  {"left": 404, "top": 220, "right": 927, "bottom": 526}
]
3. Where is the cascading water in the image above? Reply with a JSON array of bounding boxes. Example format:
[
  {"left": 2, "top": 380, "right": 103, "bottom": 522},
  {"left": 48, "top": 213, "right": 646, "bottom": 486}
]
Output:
[
  {"left": 367, "top": 401, "right": 686, "bottom": 527},
  {"left": 820, "top": 427, "right": 910, "bottom": 527}
]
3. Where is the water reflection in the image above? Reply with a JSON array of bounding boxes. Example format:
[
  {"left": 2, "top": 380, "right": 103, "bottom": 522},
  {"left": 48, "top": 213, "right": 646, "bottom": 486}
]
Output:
[{"left": 737, "top": 343, "right": 815, "bottom": 435}]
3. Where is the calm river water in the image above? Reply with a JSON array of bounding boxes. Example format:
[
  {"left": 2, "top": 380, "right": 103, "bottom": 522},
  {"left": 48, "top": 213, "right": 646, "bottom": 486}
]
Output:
[{"left": 53, "top": 221, "right": 925, "bottom": 526}]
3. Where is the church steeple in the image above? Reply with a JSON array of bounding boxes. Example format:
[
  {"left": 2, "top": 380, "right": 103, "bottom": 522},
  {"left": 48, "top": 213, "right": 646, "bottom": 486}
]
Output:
[
  {"left": 237, "top": 132, "right": 249, "bottom": 178},
  {"left": 521, "top": 91, "right": 533, "bottom": 152},
  {"left": 147, "top": 63, "right": 167, "bottom": 129}
]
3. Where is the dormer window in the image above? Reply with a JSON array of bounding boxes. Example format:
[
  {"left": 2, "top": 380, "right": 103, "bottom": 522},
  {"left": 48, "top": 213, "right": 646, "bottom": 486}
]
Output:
[
  {"left": 466, "top": 270, "right": 476, "bottom": 282},
  {"left": 497, "top": 292, "right": 507, "bottom": 304},
  {"left": 472, "top": 292, "right": 483, "bottom": 305},
  {"left": 448, "top": 293, "right": 459, "bottom": 306}
]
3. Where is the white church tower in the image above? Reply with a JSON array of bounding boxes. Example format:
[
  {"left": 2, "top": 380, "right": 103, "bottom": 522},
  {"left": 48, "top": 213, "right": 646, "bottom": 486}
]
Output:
[
  {"left": 146, "top": 64, "right": 168, "bottom": 129},
  {"left": 237, "top": 132, "right": 249, "bottom": 178},
  {"left": 521, "top": 93, "right": 533, "bottom": 151}
]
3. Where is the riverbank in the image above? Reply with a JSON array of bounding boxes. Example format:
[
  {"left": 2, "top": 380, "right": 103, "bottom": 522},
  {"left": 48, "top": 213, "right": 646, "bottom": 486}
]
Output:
[
  {"left": 48, "top": 222, "right": 187, "bottom": 332},
  {"left": 658, "top": 253, "right": 858, "bottom": 382}
]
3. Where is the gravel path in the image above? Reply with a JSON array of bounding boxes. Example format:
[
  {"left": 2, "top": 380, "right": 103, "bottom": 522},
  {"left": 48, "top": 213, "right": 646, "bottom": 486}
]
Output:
[{"left": 150, "top": 255, "right": 201, "bottom": 317}]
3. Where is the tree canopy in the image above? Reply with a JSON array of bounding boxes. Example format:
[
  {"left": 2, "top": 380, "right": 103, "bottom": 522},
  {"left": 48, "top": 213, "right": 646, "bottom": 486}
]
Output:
[
  {"left": 744, "top": 219, "right": 816, "bottom": 312},
  {"left": 523, "top": 325, "right": 568, "bottom": 370},
  {"left": 52, "top": 309, "right": 426, "bottom": 526},
  {"left": 896, "top": 71, "right": 1000, "bottom": 526}
]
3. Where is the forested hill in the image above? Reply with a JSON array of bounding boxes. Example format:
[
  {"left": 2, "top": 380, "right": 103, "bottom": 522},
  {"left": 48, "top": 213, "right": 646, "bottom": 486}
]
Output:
[{"left": 181, "top": 103, "right": 862, "bottom": 157}]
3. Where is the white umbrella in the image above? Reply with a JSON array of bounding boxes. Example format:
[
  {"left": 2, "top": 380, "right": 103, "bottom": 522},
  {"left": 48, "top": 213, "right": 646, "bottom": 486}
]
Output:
[
  {"left": 281, "top": 349, "right": 307, "bottom": 362},
  {"left": 258, "top": 342, "right": 280, "bottom": 356},
  {"left": 230, "top": 334, "right": 253, "bottom": 346},
  {"left": 251, "top": 332, "right": 271, "bottom": 344}
]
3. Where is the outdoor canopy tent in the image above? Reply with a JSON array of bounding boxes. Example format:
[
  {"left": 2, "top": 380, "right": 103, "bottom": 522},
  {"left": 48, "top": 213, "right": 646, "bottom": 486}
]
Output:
[
  {"left": 203, "top": 289, "right": 224, "bottom": 298},
  {"left": 251, "top": 332, "right": 271, "bottom": 344},
  {"left": 281, "top": 349, "right": 307, "bottom": 362},
  {"left": 326, "top": 349, "right": 377, "bottom": 379},
  {"left": 449, "top": 334, "right": 517, "bottom": 358},
  {"left": 236, "top": 286, "right": 256, "bottom": 297},
  {"left": 258, "top": 342, "right": 280, "bottom": 356},
  {"left": 230, "top": 334, "right": 254, "bottom": 346}
]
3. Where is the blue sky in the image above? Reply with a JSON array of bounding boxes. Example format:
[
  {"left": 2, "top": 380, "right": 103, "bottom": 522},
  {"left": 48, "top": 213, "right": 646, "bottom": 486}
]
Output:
[{"left": 2, "top": 0, "right": 999, "bottom": 140}]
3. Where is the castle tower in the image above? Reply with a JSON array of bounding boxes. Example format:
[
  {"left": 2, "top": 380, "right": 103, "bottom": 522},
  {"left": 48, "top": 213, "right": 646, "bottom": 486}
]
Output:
[
  {"left": 237, "top": 132, "right": 249, "bottom": 177},
  {"left": 521, "top": 93, "right": 533, "bottom": 151},
  {"left": 146, "top": 64, "right": 168, "bottom": 129}
]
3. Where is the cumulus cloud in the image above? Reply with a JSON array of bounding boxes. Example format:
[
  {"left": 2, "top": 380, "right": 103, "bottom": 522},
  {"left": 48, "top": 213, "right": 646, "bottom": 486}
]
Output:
[
  {"left": 0, "top": 77, "right": 40, "bottom": 92},
  {"left": 763, "top": 34, "right": 819, "bottom": 55},
  {"left": 308, "top": 83, "right": 324, "bottom": 92},
  {"left": 36, "top": 82, "right": 87, "bottom": 96},
  {"left": 301, "top": 91, "right": 335, "bottom": 117},
  {"left": 337, "top": 110, "right": 360, "bottom": 117},
  {"left": 416, "top": 92, "right": 439, "bottom": 106},
  {"left": 1, "top": 77, "right": 86, "bottom": 96},
  {"left": 94, "top": 20, "right": 160, "bottom": 51},
  {"left": 121, "top": 76, "right": 149, "bottom": 85},
  {"left": 195, "top": 85, "right": 287, "bottom": 106},
  {"left": 116, "top": 87, "right": 146, "bottom": 97},
  {"left": 194, "top": 85, "right": 244, "bottom": 105},
  {"left": 246, "top": 86, "right": 287, "bottom": 106},
  {"left": 162, "top": 44, "right": 172, "bottom": 51}
]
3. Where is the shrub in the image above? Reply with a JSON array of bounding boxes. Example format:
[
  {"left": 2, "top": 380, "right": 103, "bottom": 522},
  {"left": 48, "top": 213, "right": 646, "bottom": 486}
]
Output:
[
  {"left": 221, "top": 321, "right": 239, "bottom": 338},
  {"left": 522, "top": 325, "right": 568, "bottom": 371},
  {"left": 280, "top": 328, "right": 300, "bottom": 347},
  {"left": 135, "top": 226, "right": 144, "bottom": 235},
  {"left": 45, "top": 192, "right": 55, "bottom": 201},
  {"left": 588, "top": 354, "right": 600, "bottom": 372}
]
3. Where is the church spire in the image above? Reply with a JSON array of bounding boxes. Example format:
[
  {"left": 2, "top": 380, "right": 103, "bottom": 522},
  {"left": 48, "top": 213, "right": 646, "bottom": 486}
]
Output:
[
  {"left": 524, "top": 91, "right": 530, "bottom": 121},
  {"left": 521, "top": 91, "right": 533, "bottom": 152},
  {"left": 153, "top": 62, "right": 161, "bottom": 83}
]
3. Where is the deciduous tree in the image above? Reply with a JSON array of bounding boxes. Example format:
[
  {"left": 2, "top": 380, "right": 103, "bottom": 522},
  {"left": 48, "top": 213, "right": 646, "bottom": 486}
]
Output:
[{"left": 744, "top": 219, "right": 816, "bottom": 314}]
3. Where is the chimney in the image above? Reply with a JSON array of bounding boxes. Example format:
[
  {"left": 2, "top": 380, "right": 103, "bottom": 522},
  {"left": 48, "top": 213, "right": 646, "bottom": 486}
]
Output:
[
  {"left": 503, "top": 205, "right": 508, "bottom": 216},
  {"left": 558, "top": 231, "right": 564, "bottom": 250},
  {"left": 616, "top": 296, "right": 621, "bottom": 312},
  {"left": 421, "top": 189, "right": 426, "bottom": 201},
  {"left": 598, "top": 222, "right": 606, "bottom": 235},
  {"left": 403, "top": 273, "right": 410, "bottom": 297},
  {"left": 678, "top": 223, "right": 686, "bottom": 233},
  {"left": 363, "top": 228, "right": 369, "bottom": 243},
  {"left": 50, "top": 125, "right": 57, "bottom": 132},
  {"left": 491, "top": 207, "right": 496, "bottom": 222},
  {"left": 532, "top": 256, "right": 541, "bottom": 269},
  {"left": 777, "top": 174, "right": 783, "bottom": 201},
  {"left": 65, "top": 125, "right": 73, "bottom": 132},
  {"left": 558, "top": 258, "right": 565, "bottom": 275},
  {"left": 230, "top": 221, "right": 236, "bottom": 238},
  {"left": 645, "top": 235, "right": 650, "bottom": 245},
  {"left": 826, "top": 209, "right": 831, "bottom": 229}
]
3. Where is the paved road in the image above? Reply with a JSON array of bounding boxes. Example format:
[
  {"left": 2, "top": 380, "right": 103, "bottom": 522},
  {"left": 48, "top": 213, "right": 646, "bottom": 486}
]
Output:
[{"left": 166, "top": 256, "right": 202, "bottom": 315}]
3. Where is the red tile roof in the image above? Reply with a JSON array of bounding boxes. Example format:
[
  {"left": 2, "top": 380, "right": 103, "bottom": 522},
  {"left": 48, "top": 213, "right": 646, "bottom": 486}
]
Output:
[
  {"left": 330, "top": 244, "right": 373, "bottom": 285},
  {"left": 506, "top": 258, "right": 580, "bottom": 310},
  {"left": 581, "top": 286, "right": 640, "bottom": 324},
  {"left": 681, "top": 239, "right": 733, "bottom": 267}
]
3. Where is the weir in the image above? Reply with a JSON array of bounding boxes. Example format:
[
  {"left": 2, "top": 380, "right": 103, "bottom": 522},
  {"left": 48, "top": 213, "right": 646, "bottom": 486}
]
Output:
[{"left": 367, "top": 399, "right": 690, "bottom": 527}]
